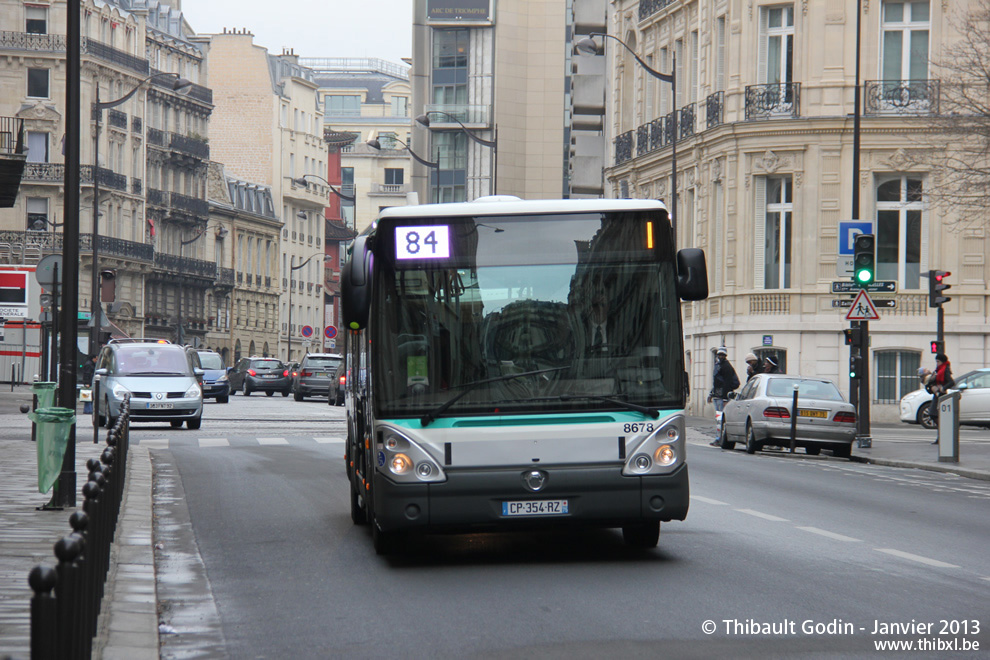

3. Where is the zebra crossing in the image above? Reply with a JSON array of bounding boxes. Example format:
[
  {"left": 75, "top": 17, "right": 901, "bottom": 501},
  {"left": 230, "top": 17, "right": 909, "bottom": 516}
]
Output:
[{"left": 135, "top": 435, "right": 346, "bottom": 449}]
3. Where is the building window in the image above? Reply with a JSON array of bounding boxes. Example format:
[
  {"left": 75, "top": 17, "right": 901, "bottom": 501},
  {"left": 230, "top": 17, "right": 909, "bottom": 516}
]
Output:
[
  {"left": 756, "top": 176, "right": 793, "bottom": 289},
  {"left": 325, "top": 95, "right": 361, "bottom": 117},
  {"left": 760, "top": 6, "right": 794, "bottom": 86},
  {"left": 876, "top": 175, "right": 923, "bottom": 290},
  {"left": 384, "top": 168, "right": 404, "bottom": 185},
  {"left": 755, "top": 348, "right": 787, "bottom": 374},
  {"left": 390, "top": 96, "right": 408, "bottom": 117},
  {"left": 27, "top": 68, "right": 50, "bottom": 98},
  {"left": 876, "top": 350, "right": 921, "bottom": 403},
  {"left": 26, "top": 197, "right": 49, "bottom": 232},
  {"left": 881, "top": 1, "right": 929, "bottom": 81},
  {"left": 26, "top": 6, "right": 48, "bottom": 34},
  {"left": 434, "top": 132, "right": 466, "bottom": 170},
  {"left": 716, "top": 16, "right": 726, "bottom": 92},
  {"left": 26, "top": 131, "right": 49, "bottom": 163},
  {"left": 433, "top": 29, "right": 469, "bottom": 68}
]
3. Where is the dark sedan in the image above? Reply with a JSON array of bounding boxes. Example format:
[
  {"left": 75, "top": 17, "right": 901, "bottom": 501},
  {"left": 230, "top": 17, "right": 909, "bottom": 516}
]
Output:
[{"left": 228, "top": 357, "right": 291, "bottom": 397}]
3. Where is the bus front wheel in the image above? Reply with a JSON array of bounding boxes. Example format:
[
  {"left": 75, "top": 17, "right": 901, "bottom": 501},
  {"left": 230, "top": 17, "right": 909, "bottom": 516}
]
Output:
[{"left": 622, "top": 522, "right": 660, "bottom": 548}]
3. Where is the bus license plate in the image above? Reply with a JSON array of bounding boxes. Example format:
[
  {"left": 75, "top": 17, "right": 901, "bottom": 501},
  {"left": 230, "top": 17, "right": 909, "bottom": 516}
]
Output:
[
  {"left": 147, "top": 403, "right": 173, "bottom": 409},
  {"left": 798, "top": 409, "right": 828, "bottom": 418},
  {"left": 502, "top": 500, "right": 569, "bottom": 517}
]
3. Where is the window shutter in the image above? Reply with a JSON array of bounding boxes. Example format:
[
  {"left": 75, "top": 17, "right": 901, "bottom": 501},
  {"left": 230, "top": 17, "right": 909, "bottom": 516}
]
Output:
[
  {"left": 754, "top": 176, "right": 766, "bottom": 289},
  {"left": 714, "top": 181, "right": 723, "bottom": 292},
  {"left": 757, "top": 8, "right": 769, "bottom": 84}
]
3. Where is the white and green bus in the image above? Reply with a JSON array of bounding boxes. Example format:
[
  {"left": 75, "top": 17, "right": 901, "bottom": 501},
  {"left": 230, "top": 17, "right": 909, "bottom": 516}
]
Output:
[{"left": 340, "top": 197, "right": 708, "bottom": 553}]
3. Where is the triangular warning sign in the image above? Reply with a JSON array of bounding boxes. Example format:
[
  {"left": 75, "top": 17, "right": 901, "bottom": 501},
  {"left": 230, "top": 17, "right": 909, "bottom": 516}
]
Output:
[{"left": 845, "top": 289, "right": 881, "bottom": 321}]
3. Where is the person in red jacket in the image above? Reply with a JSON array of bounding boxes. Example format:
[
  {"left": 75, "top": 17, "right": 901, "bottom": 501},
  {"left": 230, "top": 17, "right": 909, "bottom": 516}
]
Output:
[{"left": 927, "top": 353, "right": 954, "bottom": 444}]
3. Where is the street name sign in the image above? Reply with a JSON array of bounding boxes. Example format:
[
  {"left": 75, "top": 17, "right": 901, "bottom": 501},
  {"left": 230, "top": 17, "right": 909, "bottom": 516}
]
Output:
[
  {"left": 831, "top": 280, "right": 897, "bottom": 294},
  {"left": 845, "top": 289, "right": 882, "bottom": 320},
  {"left": 832, "top": 298, "right": 896, "bottom": 309}
]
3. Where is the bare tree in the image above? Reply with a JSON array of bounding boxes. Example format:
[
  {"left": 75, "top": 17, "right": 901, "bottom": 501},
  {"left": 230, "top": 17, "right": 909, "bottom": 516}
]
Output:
[{"left": 919, "top": 0, "right": 990, "bottom": 228}]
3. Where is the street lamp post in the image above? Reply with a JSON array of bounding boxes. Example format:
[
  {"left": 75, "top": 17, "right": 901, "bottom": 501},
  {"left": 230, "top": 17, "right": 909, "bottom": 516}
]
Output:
[
  {"left": 89, "top": 72, "right": 191, "bottom": 357},
  {"left": 575, "top": 33, "right": 678, "bottom": 246},
  {"left": 415, "top": 110, "right": 497, "bottom": 196},
  {"left": 287, "top": 252, "right": 327, "bottom": 361},
  {"left": 367, "top": 136, "right": 441, "bottom": 203}
]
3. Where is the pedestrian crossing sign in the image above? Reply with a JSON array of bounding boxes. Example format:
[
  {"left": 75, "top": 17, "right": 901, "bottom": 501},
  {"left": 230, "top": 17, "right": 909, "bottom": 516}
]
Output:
[{"left": 845, "top": 289, "right": 881, "bottom": 321}]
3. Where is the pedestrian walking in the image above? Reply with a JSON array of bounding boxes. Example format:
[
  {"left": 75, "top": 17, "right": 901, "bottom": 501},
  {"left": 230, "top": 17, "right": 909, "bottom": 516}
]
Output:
[
  {"left": 927, "top": 353, "right": 955, "bottom": 444},
  {"left": 745, "top": 353, "right": 762, "bottom": 382},
  {"left": 764, "top": 355, "right": 781, "bottom": 374},
  {"left": 708, "top": 347, "right": 740, "bottom": 446}
]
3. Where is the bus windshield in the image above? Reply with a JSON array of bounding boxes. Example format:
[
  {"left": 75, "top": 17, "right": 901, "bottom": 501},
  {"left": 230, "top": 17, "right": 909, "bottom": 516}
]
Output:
[{"left": 371, "top": 211, "right": 683, "bottom": 419}]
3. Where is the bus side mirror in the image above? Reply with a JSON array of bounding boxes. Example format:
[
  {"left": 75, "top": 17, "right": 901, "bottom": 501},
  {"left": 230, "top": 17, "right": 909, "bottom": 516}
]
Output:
[
  {"left": 676, "top": 248, "right": 709, "bottom": 301},
  {"left": 341, "top": 235, "right": 372, "bottom": 331}
]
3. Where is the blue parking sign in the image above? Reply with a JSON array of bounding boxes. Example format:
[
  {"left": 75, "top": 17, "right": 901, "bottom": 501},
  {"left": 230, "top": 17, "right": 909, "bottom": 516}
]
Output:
[{"left": 839, "top": 221, "right": 873, "bottom": 255}]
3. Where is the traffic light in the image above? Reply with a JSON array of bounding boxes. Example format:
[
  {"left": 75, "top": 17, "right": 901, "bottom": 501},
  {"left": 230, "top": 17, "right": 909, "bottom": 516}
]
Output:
[
  {"left": 931, "top": 340, "right": 943, "bottom": 354},
  {"left": 843, "top": 327, "right": 861, "bottom": 346},
  {"left": 853, "top": 233, "right": 875, "bottom": 286},
  {"left": 928, "top": 270, "right": 951, "bottom": 307},
  {"left": 849, "top": 355, "right": 862, "bottom": 380}
]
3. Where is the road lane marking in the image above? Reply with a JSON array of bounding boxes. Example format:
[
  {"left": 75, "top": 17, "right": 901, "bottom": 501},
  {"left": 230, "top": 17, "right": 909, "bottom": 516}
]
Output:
[
  {"left": 874, "top": 548, "right": 959, "bottom": 569},
  {"left": 257, "top": 437, "right": 289, "bottom": 445},
  {"left": 691, "top": 495, "right": 729, "bottom": 505},
  {"left": 140, "top": 439, "right": 169, "bottom": 449},
  {"left": 198, "top": 438, "right": 229, "bottom": 448},
  {"left": 796, "top": 526, "right": 862, "bottom": 543},
  {"left": 736, "top": 508, "right": 789, "bottom": 522},
  {"left": 313, "top": 437, "right": 344, "bottom": 444}
]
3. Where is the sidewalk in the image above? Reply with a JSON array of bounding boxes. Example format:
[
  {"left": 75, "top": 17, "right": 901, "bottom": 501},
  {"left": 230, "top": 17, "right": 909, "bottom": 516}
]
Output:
[
  {"left": 688, "top": 415, "right": 990, "bottom": 482},
  {"left": 0, "top": 388, "right": 157, "bottom": 660}
]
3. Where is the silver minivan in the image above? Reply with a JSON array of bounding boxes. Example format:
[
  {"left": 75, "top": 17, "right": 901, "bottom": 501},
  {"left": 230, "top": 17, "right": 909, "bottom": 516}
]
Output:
[{"left": 94, "top": 340, "right": 204, "bottom": 429}]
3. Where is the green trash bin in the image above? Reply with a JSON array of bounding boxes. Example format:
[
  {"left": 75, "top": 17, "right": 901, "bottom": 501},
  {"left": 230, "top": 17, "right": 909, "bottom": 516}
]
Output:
[
  {"left": 28, "top": 407, "right": 76, "bottom": 495},
  {"left": 31, "top": 381, "right": 57, "bottom": 410}
]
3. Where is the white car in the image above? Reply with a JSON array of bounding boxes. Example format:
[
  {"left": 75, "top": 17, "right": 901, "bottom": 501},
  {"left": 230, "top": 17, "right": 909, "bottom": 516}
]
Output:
[{"left": 899, "top": 368, "right": 990, "bottom": 429}]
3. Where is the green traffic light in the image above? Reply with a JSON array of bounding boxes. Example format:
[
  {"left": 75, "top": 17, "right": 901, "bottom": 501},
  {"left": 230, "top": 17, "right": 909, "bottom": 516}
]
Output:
[{"left": 856, "top": 269, "right": 872, "bottom": 283}]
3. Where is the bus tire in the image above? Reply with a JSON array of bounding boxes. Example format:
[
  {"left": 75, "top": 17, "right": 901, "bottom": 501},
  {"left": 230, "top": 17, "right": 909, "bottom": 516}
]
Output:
[{"left": 622, "top": 522, "right": 660, "bottom": 548}]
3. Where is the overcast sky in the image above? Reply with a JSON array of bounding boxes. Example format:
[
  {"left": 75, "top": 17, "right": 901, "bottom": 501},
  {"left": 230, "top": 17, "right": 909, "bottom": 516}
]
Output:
[{"left": 180, "top": 0, "right": 413, "bottom": 66}]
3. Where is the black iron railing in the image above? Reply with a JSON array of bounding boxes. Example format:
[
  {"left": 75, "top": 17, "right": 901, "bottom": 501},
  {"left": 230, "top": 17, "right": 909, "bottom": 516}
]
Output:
[
  {"left": 146, "top": 127, "right": 166, "bottom": 148},
  {"left": 864, "top": 79, "right": 940, "bottom": 116},
  {"left": 745, "top": 82, "right": 801, "bottom": 120},
  {"left": 0, "top": 30, "right": 65, "bottom": 52},
  {"left": 82, "top": 38, "right": 149, "bottom": 75},
  {"left": 147, "top": 188, "right": 167, "bottom": 207},
  {"left": 169, "top": 132, "right": 209, "bottom": 160},
  {"left": 0, "top": 116, "right": 25, "bottom": 155},
  {"left": 706, "top": 91, "right": 724, "bottom": 129},
  {"left": 131, "top": 178, "right": 142, "bottom": 195},
  {"left": 217, "top": 268, "right": 234, "bottom": 286},
  {"left": 638, "top": 0, "right": 675, "bottom": 21},
  {"left": 80, "top": 235, "right": 154, "bottom": 261},
  {"left": 678, "top": 103, "right": 696, "bottom": 139},
  {"left": 22, "top": 163, "right": 64, "bottom": 182},
  {"left": 131, "top": 116, "right": 142, "bottom": 133},
  {"left": 29, "top": 396, "right": 130, "bottom": 660},
  {"left": 154, "top": 252, "right": 217, "bottom": 279},
  {"left": 80, "top": 165, "right": 127, "bottom": 192},
  {"left": 106, "top": 109, "right": 127, "bottom": 130},
  {"left": 169, "top": 191, "right": 209, "bottom": 217},
  {"left": 615, "top": 131, "right": 634, "bottom": 165}
]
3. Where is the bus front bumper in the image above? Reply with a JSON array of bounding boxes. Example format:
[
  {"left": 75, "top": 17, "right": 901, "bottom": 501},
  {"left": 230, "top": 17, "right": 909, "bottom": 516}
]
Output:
[{"left": 372, "top": 463, "right": 689, "bottom": 533}]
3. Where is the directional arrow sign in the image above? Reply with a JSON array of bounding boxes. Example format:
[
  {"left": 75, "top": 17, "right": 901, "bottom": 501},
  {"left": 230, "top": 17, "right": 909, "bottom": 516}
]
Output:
[
  {"left": 831, "top": 280, "right": 898, "bottom": 294},
  {"left": 845, "top": 289, "right": 881, "bottom": 320},
  {"left": 832, "top": 298, "right": 896, "bottom": 309}
]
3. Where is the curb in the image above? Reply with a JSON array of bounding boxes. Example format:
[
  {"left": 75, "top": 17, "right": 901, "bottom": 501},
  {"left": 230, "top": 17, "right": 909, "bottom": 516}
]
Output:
[
  {"left": 93, "top": 444, "right": 159, "bottom": 660},
  {"left": 849, "top": 455, "right": 990, "bottom": 482}
]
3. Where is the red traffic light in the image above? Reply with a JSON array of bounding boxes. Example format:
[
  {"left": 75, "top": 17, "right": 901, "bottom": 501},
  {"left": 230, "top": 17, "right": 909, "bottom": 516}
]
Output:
[{"left": 934, "top": 271, "right": 951, "bottom": 282}]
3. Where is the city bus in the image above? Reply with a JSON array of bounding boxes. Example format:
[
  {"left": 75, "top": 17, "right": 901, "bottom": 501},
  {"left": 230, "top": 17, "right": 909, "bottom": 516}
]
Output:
[{"left": 340, "top": 196, "right": 708, "bottom": 553}]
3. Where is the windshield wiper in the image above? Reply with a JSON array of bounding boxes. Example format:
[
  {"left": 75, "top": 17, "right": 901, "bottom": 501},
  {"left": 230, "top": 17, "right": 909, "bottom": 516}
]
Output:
[
  {"left": 420, "top": 366, "right": 570, "bottom": 426},
  {"left": 557, "top": 394, "right": 660, "bottom": 418},
  {"left": 125, "top": 371, "right": 186, "bottom": 376}
]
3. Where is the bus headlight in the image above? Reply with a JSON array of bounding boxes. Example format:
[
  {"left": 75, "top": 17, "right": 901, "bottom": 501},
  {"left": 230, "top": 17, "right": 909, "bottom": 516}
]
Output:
[
  {"left": 622, "top": 414, "right": 683, "bottom": 475},
  {"left": 379, "top": 427, "right": 446, "bottom": 483}
]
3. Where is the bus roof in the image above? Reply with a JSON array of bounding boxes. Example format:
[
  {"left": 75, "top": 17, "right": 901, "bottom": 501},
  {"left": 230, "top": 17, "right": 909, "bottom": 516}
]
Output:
[{"left": 377, "top": 196, "right": 668, "bottom": 221}]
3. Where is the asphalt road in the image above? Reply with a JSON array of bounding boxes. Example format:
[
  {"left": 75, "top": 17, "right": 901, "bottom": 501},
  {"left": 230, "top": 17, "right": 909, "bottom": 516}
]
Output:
[{"left": 138, "top": 395, "right": 989, "bottom": 660}]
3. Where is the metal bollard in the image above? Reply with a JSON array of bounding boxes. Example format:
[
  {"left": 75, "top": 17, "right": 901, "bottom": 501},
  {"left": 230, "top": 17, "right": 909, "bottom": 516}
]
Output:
[
  {"left": 789, "top": 384, "right": 799, "bottom": 453},
  {"left": 29, "top": 565, "right": 58, "bottom": 660},
  {"left": 53, "top": 534, "right": 82, "bottom": 659},
  {"left": 92, "top": 375, "right": 101, "bottom": 443}
]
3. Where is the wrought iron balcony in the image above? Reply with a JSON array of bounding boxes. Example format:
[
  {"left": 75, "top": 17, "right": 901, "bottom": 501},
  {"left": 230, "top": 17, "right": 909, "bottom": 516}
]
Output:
[
  {"left": 678, "top": 103, "right": 696, "bottom": 139},
  {"left": 24, "top": 163, "right": 127, "bottom": 192},
  {"left": 864, "top": 79, "right": 940, "bottom": 116},
  {"left": 217, "top": 267, "right": 234, "bottom": 286},
  {"left": 0, "top": 30, "right": 65, "bottom": 52},
  {"left": 81, "top": 165, "right": 127, "bottom": 191},
  {"left": 236, "top": 272, "right": 243, "bottom": 284},
  {"left": 131, "top": 116, "right": 142, "bottom": 133},
  {"left": 154, "top": 252, "right": 218, "bottom": 280},
  {"left": 169, "top": 191, "right": 209, "bottom": 217},
  {"left": 147, "top": 188, "right": 168, "bottom": 207},
  {"left": 170, "top": 132, "right": 209, "bottom": 160},
  {"left": 83, "top": 38, "right": 150, "bottom": 75},
  {"left": 706, "top": 91, "right": 724, "bottom": 129},
  {"left": 615, "top": 131, "right": 633, "bottom": 165},
  {"left": 0, "top": 116, "right": 24, "bottom": 156},
  {"left": 107, "top": 109, "right": 128, "bottom": 130},
  {"left": 638, "top": 0, "right": 674, "bottom": 21},
  {"left": 745, "top": 82, "right": 801, "bottom": 120},
  {"left": 131, "top": 178, "right": 142, "bottom": 195},
  {"left": 149, "top": 70, "right": 212, "bottom": 104},
  {"left": 147, "top": 127, "right": 167, "bottom": 148},
  {"left": 81, "top": 234, "right": 154, "bottom": 261}
]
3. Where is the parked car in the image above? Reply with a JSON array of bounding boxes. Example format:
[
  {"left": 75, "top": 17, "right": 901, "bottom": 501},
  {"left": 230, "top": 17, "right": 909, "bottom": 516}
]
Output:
[
  {"left": 292, "top": 353, "right": 343, "bottom": 401},
  {"left": 719, "top": 374, "right": 857, "bottom": 458},
  {"left": 228, "top": 357, "right": 291, "bottom": 397},
  {"left": 900, "top": 368, "right": 990, "bottom": 429},
  {"left": 94, "top": 339, "right": 203, "bottom": 429},
  {"left": 330, "top": 361, "right": 346, "bottom": 406},
  {"left": 187, "top": 348, "right": 229, "bottom": 403}
]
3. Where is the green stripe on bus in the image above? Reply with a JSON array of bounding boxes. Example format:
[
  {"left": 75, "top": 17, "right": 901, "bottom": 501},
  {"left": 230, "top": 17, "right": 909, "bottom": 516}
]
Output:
[{"left": 383, "top": 410, "right": 679, "bottom": 430}]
